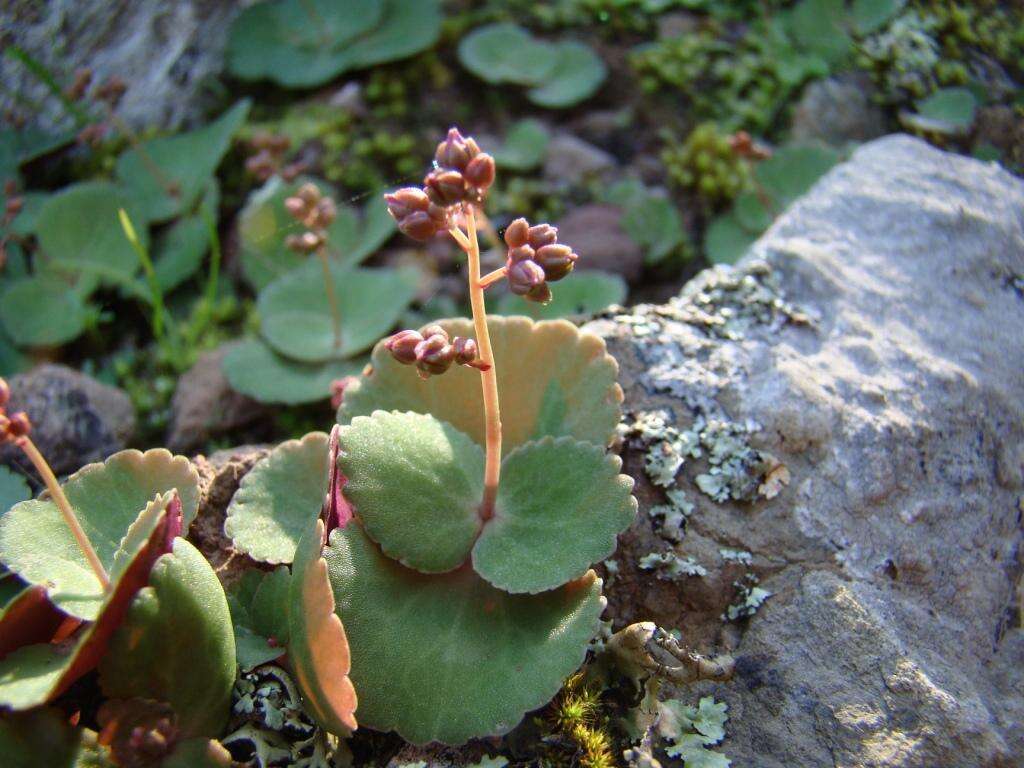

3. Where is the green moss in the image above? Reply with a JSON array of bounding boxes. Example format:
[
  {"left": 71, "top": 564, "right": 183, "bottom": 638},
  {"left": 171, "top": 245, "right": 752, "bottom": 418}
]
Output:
[{"left": 661, "top": 123, "right": 751, "bottom": 208}]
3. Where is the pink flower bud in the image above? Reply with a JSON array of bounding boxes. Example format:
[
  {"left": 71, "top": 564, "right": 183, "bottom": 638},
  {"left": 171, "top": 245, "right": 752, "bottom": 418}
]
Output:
[
  {"left": 5, "top": 411, "right": 31, "bottom": 439},
  {"left": 525, "top": 282, "right": 552, "bottom": 304},
  {"left": 435, "top": 127, "right": 473, "bottom": 171},
  {"left": 464, "top": 153, "right": 495, "bottom": 189},
  {"left": 535, "top": 243, "right": 577, "bottom": 282},
  {"left": 314, "top": 197, "right": 337, "bottom": 228},
  {"left": 527, "top": 223, "right": 558, "bottom": 249},
  {"left": 419, "top": 324, "right": 450, "bottom": 343},
  {"left": 425, "top": 169, "right": 467, "bottom": 206},
  {"left": 507, "top": 259, "right": 547, "bottom": 296},
  {"left": 507, "top": 245, "right": 536, "bottom": 266},
  {"left": 0, "top": 377, "right": 8, "bottom": 409},
  {"left": 284, "top": 196, "right": 307, "bottom": 220},
  {"left": 385, "top": 330, "right": 424, "bottom": 365},
  {"left": 504, "top": 218, "right": 529, "bottom": 249},
  {"left": 398, "top": 211, "right": 441, "bottom": 241},
  {"left": 297, "top": 183, "right": 321, "bottom": 205},
  {"left": 452, "top": 336, "right": 478, "bottom": 366},
  {"left": 414, "top": 335, "right": 455, "bottom": 376},
  {"left": 385, "top": 187, "right": 430, "bottom": 220}
]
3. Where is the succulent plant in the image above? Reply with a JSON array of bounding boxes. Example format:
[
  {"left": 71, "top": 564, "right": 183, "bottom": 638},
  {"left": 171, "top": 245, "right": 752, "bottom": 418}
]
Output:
[
  {"left": 226, "top": 0, "right": 441, "bottom": 88},
  {"left": 457, "top": 24, "right": 606, "bottom": 109},
  {"left": 0, "top": 385, "right": 236, "bottom": 766},
  {"left": 224, "top": 128, "right": 636, "bottom": 744},
  {"left": 223, "top": 180, "right": 418, "bottom": 404}
]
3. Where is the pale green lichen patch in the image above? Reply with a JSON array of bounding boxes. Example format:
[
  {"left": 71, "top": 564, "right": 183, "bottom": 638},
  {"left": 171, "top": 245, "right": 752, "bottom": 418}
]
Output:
[
  {"left": 624, "top": 693, "right": 731, "bottom": 768},
  {"left": 648, "top": 488, "right": 693, "bottom": 543},
  {"left": 223, "top": 664, "right": 344, "bottom": 768},
  {"left": 722, "top": 574, "right": 771, "bottom": 622},
  {"left": 639, "top": 551, "right": 707, "bottom": 580},
  {"left": 718, "top": 549, "right": 752, "bottom": 565}
]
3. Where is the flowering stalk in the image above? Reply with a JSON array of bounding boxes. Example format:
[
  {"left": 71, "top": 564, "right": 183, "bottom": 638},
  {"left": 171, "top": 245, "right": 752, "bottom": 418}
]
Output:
[
  {"left": 0, "top": 379, "right": 109, "bottom": 588},
  {"left": 383, "top": 128, "right": 579, "bottom": 517},
  {"left": 461, "top": 204, "right": 502, "bottom": 516}
]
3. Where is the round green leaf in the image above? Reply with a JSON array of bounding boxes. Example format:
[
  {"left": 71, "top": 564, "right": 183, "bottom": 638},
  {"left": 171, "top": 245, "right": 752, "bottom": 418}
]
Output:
[
  {"left": 733, "top": 191, "right": 773, "bottom": 234},
  {"left": 288, "top": 518, "right": 358, "bottom": 737},
  {"left": 225, "top": 432, "right": 329, "bottom": 564},
  {"left": 35, "top": 181, "right": 149, "bottom": 285},
  {"left": 339, "top": 411, "right": 484, "bottom": 573},
  {"left": 754, "top": 144, "right": 840, "bottom": 207},
  {"left": 115, "top": 100, "right": 250, "bottom": 223},
  {"left": 99, "top": 538, "right": 236, "bottom": 738},
  {"left": 0, "top": 492, "right": 183, "bottom": 711},
  {"left": 339, "top": 316, "right": 622, "bottom": 453},
  {"left": 0, "top": 449, "right": 200, "bottom": 620},
  {"left": 239, "top": 176, "right": 373, "bottom": 291},
  {"left": 258, "top": 260, "right": 419, "bottom": 363},
  {"left": 527, "top": 41, "right": 607, "bottom": 109},
  {"left": 226, "top": 0, "right": 383, "bottom": 87},
  {"left": 852, "top": 0, "right": 904, "bottom": 35},
  {"left": 914, "top": 87, "right": 978, "bottom": 131},
  {"left": 0, "top": 467, "right": 29, "bottom": 516},
  {"left": 338, "top": 0, "right": 442, "bottom": 71},
  {"left": 221, "top": 339, "right": 363, "bottom": 405},
  {"left": 472, "top": 437, "right": 636, "bottom": 594},
  {"left": 496, "top": 271, "right": 626, "bottom": 320},
  {"left": 0, "top": 276, "right": 87, "bottom": 347},
  {"left": 0, "top": 707, "right": 82, "bottom": 768},
  {"left": 226, "top": 567, "right": 291, "bottom": 671},
  {"left": 492, "top": 119, "right": 550, "bottom": 172},
  {"left": 458, "top": 23, "right": 559, "bottom": 86},
  {"left": 787, "top": 0, "right": 851, "bottom": 65},
  {"left": 705, "top": 212, "right": 757, "bottom": 265},
  {"left": 325, "top": 522, "right": 605, "bottom": 744}
]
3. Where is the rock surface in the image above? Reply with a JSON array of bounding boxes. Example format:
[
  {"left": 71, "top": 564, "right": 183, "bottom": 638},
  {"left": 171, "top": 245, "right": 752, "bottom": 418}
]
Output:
[
  {"left": 0, "top": 0, "right": 238, "bottom": 132},
  {"left": 167, "top": 348, "right": 271, "bottom": 454},
  {"left": 789, "top": 74, "right": 886, "bottom": 146},
  {"left": 0, "top": 364, "right": 135, "bottom": 477},
  {"left": 586, "top": 135, "right": 1024, "bottom": 767},
  {"left": 556, "top": 203, "right": 645, "bottom": 283},
  {"left": 543, "top": 133, "right": 617, "bottom": 185}
]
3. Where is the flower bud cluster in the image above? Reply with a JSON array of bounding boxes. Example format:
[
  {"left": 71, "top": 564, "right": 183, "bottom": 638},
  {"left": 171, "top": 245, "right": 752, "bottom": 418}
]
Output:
[
  {"left": 385, "top": 127, "right": 496, "bottom": 242},
  {"left": 0, "top": 377, "right": 31, "bottom": 445},
  {"left": 503, "top": 218, "right": 578, "bottom": 304},
  {"left": 283, "top": 183, "right": 337, "bottom": 254},
  {"left": 728, "top": 131, "right": 771, "bottom": 161},
  {"left": 246, "top": 132, "right": 305, "bottom": 182},
  {"left": 384, "top": 325, "right": 490, "bottom": 379}
]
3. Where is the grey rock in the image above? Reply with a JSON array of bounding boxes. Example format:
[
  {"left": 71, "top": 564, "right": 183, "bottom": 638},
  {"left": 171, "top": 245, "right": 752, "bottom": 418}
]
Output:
[
  {"left": 789, "top": 75, "right": 886, "bottom": 146},
  {"left": 0, "top": 364, "right": 135, "bottom": 477},
  {"left": 167, "top": 347, "right": 270, "bottom": 454},
  {"left": 543, "top": 133, "right": 616, "bottom": 185},
  {"left": 556, "top": 203, "right": 645, "bottom": 283},
  {"left": 587, "top": 135, "right": 1024, "bottom": 767},
  {"left": 0, "top": 0, "right": 239, "bottom": 132}
]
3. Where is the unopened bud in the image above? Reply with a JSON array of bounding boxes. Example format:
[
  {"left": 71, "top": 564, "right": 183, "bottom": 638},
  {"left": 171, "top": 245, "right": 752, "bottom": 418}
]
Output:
[
  {"left": 284, "top": 196, "right": 307, "bottom": 220},
  {"left": 314, "top": 197, "right": 337, "bottom": 228},
  {"left": 6, "top": 411, "right": 30, "bottom": 439},
  {"left": 0, "top": 377, "right": 9, "bottom": 409},
  {"left": 419, "top": 324, "right": 450, "bottom": 343},
  {"left": 246, "top": 150, "right": 276, "bottom": 181},
  {"left": 464, "top": 153, "right": 495, "bottom": 190},
  {"left": 508, "top": 259, "right": 546, "bottom": 296},
  {"left": 385, "top": 187, "right": 430, "bottom": 221},
  {"left": 65, "top": 68, "right": 92, "bottom": 101},
  {"left": 95, "top": 76, "right": 127, "bottom": 107},
  {"left": 425, "top": 169, "right": 467, "bottom": 206},
  {"left": 297, "top": 183, "right": 321, "bottom": 206},
  {"left": 535, "top": 243, "right": 577, "bottom": 282},
  {"left": 6, "top": 197, "right": 23, "bottom": 217},
  {"left": 525, "top": 282, "right": 552, "bottom": 304},
  {"left": 452, "top": 336, "right": 478, "bottom": 366},
  {"left": 280, "top": 161, "right": 306, "bottom": 182},
  {"left": 398, "top": 210, "right": 441, "bottom": 241},
  {"left": 385, "top": 330, "right": 424, "bottom": 365},
  {"left": 268, "top": 134, "right": 291, "bottom": 153},
  {"left": 300, "top": 231, "right": 323, "bottom": 251},
  {"left": 414, "top": 335, "right": 454, "bottom": 377},
  {"left": 504, "top": 218, "right": 529, "bottom": 249},
  {"left": 507, "top": 245, "right": 535, "bottom": 265},
  {"left": 527, "top": 224, "right": 558, "bottom": 249},
  {"left": 435, "top": 127, "right": 473, "bottom": 171}
]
